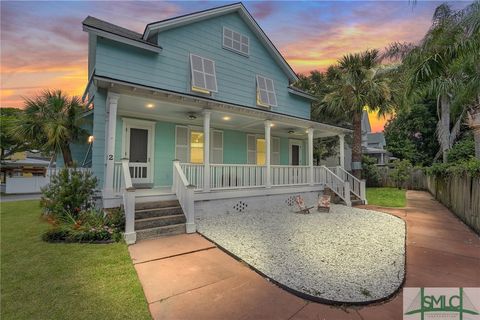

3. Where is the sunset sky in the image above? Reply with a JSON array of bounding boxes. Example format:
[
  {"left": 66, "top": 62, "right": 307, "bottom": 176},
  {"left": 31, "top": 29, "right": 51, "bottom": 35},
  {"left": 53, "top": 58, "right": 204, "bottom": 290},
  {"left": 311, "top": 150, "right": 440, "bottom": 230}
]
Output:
[{"left": 0, "top": 1, "right": 470, "bottom": 132}]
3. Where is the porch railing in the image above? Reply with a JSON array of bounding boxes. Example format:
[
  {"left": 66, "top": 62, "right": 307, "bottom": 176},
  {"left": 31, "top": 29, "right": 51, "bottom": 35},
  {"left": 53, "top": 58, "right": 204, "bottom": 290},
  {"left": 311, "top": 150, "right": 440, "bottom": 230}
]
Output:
[
  {"left": 120, "top": 159, "right": 136, "bottom": 244},
  {"left": 180, "top": 163, "right": 204, "bottom": 190},
  {"left": 210, "top": 164, "right": 266, "bottom": 189},
  {"left": 334, "top": 166, "right": 366, "bottom": 203},
  {"left": 113, "top": 162, "right": 123, "bottom": 194},
  {"left": 321, "top": 166, "right": 351, "bottom": 206},
  {"left": 271, "top": 165, "right": 309, "bottom": 186},
  {"left": 172, "top": 161, "right": 195, "bottom": 233}
]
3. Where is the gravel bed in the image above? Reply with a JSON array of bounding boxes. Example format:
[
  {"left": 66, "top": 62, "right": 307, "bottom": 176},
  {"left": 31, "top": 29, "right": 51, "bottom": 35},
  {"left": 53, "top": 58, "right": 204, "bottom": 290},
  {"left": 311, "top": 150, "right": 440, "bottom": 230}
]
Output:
[{"left": 196, "top": 204, "right": 405, "bottom": 303}]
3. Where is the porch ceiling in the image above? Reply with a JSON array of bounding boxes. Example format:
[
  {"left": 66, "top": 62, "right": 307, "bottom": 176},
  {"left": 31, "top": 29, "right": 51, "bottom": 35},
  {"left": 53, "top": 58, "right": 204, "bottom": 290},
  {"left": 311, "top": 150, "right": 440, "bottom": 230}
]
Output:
[{"left": 98, "top": 76, "right": 349, "bottom": 138}]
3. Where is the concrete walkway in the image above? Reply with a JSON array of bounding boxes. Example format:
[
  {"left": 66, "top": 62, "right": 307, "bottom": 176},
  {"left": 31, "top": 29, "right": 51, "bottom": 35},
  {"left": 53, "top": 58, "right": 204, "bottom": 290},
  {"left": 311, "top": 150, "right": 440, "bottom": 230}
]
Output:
[{"left": 129, "top": 191, "right": 480, "bottom": 320}]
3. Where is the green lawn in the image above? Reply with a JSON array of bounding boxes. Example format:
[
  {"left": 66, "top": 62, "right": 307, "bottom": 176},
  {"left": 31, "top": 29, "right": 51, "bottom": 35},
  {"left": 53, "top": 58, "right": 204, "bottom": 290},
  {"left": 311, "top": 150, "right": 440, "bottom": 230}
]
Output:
[
  {"left": 0, "top": 200, "right": 151, "bottom": 320},
  {"left": 366, "top": 187, "right": 407, "bottom": 207}
]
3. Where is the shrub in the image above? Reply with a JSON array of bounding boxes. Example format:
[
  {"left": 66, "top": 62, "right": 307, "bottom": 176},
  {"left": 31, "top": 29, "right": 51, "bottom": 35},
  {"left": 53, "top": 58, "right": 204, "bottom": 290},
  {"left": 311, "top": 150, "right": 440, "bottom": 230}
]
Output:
[
  {"left": 427, "top": 158, "right": 480, "bottom": 177},
  {"left": 40, "top": 167, "right": 97, "bottom": 220},
  {"left": 447, "top": 135, "right": 475, "bottom": 163},
  {"left": 42, "top": 208, "right": 125, "bottom": 243},
  {"left": 362, "top": 156, "right": 380, "bottom": 187},
  {"left": 389, "top": 159, "right": 413, "bottom": 189}
]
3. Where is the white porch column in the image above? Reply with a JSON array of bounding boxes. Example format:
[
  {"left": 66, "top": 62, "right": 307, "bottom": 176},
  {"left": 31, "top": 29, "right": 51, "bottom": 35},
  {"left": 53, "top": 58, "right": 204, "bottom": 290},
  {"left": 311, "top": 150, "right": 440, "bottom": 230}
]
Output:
[
  {"left": 203, "top": 110, "right": 211, "bottom": 192},
  {"left": 104, "top": 93, "right": 119, "bottom": 195},
  {"left": 307, "top": 128, "right": 314, "bottom": 186},
  {"left": 339, "top": 134, "right": 345, "bottom": 169},
  {"left": 264, "top": 120, "right": 272, "bottom": 188}
]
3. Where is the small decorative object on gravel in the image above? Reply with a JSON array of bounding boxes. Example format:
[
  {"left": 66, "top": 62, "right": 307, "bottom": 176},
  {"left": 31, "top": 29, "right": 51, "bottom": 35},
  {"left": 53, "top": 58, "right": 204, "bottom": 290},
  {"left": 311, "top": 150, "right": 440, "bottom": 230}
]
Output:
[
  {"left": 196, "top": 204, "right": 405, "bottom": 303},
  {"left": 317, "top": 195, "right": 331, "bottom": 213},
  {"left": 294, "top": 195, "right": 313, "bottom": 214}
]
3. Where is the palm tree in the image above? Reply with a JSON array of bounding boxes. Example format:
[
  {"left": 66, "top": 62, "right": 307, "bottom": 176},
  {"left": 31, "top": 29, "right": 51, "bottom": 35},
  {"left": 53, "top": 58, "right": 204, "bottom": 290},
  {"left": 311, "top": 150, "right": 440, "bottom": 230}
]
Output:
[
  {"left": 322, "top": 49, "right": 394, "bottom": 178},
  {"left": 14, "top": 90, "right": 87, "bottom": 167},
  {"left": 385, "top": 2, "right": 480, "bottom": 162}
]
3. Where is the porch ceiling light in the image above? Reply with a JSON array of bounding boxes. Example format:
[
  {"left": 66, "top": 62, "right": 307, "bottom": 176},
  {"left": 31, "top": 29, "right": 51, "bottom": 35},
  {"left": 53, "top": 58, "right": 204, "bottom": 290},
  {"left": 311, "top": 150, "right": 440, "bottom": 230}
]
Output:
[
  {"left": 288, "top": 130, "right": 295, "bottom": 134},
  {"left": 187, "top": 114, "right": 197, "bottom": 120},
  {"left": 222, "top": 116, "right": 231, "bottom": 121},
  {"left": 270, "top": 123, "right": 275, "bottom": 127},
  {"left": 146, "top": 103, "right": 154, "bottom": 108}
]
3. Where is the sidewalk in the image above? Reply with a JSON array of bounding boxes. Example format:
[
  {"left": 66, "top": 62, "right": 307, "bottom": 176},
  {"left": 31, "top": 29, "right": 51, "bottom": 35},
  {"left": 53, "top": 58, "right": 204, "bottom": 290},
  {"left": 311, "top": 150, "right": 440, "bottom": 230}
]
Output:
[{"left": 129, "top": 191, "right": 480, "bottom": 320}]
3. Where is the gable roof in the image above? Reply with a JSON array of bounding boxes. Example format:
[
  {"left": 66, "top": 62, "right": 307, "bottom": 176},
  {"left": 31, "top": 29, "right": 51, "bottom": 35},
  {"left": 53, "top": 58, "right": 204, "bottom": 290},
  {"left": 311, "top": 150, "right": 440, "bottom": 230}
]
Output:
[
  {"left": 367, "top": 132, "right": 386, "bottom": 146},
  {"left": 143, "top": 2, "right": 299, "bottom": 82},
  {"left": 82, "top": 16, "right": 162, "bottom": 53}
]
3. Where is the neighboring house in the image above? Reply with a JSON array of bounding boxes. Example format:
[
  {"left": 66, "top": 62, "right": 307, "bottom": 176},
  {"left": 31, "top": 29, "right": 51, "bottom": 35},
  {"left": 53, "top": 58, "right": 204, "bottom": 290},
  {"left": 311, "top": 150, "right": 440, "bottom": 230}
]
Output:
[
  {"left": 1, "top": 151, "right": 52, "bottom": 194},
  {"left": 324, "top": 111, "right": 390, "bottom": 169},
  {"left": 75, "top": 3, "right": 365, "bottom": 243}
]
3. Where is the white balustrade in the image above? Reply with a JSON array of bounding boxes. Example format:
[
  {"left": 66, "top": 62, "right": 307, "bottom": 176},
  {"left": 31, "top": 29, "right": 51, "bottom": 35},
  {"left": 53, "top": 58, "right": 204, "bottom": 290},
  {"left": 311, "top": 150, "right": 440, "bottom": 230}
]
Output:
[
  {"left": 335, "top": 166, "right": 366, "bottom": 203},
  {"left": 271, "top": 165, "right": 309, "bottom": 186},
  {"left": 113, "top": 162, "right": 123, "bottom": 194},
  {"left": 321, "top": 166, "right": 351, "bottom": 206},
  {"left": 210, "top": 164, "right": 266, "bottom": 189},
  {"left": 121, "top": 158, "right": 136, "bottom": 244},
  {"left": 180, "top": 163, "right": 204, "bottom": 190},
  {"left": 173, "top": 161, "right": 195, "bottom": 233}
]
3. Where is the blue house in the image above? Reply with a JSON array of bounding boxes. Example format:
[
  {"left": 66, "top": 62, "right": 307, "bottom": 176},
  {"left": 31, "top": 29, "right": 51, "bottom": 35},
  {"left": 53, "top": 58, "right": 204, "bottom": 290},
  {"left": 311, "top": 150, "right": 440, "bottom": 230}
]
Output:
[{"left": 78, "top": 3, "right": 364, "bottom": 243}]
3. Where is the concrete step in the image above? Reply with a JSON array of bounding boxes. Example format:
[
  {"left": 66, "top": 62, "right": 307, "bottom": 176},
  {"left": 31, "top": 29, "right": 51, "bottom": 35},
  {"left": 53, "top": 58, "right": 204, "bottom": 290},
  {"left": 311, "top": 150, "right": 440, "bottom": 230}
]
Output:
[
  {"left": 136, "top": 223, "right": 186, "bottom": 241},
  {"left": 135, "top": 206, "right": 183, "bottom": 219},
  {"left": 135, "top": 199, "right": 180, "bottom": 210},
  {"left": 135, "top": 214, "right": 186, "bottom": 230}
]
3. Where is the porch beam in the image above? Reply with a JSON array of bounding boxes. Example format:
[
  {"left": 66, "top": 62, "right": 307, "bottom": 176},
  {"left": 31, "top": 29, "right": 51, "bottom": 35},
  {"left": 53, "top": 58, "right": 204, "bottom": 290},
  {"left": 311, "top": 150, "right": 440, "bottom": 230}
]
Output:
[
  {"left": 265, "top": 120, "right": 272, "bottom": 188},
  {"left": 307, "top": 128, "right": 314, "bottom": 186},
  {"left": 339, "top": 134, "right": 345, "bottom": 169},
  {"left": 104, "top": 93, "right": 119, "bottom": 196},
  {"left": 203, "top": 110, "right": 211, "bottom": 192}
]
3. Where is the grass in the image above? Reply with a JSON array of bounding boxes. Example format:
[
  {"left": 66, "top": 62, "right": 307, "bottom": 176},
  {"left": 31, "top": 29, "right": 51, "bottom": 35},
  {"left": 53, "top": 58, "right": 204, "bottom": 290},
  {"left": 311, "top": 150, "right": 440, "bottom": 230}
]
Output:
[
  {"left": 0, "top": 200, "right": 151, "bottom": 320},
  {"left": 366, "top": 187, "right": 407, "bottom": 207}
]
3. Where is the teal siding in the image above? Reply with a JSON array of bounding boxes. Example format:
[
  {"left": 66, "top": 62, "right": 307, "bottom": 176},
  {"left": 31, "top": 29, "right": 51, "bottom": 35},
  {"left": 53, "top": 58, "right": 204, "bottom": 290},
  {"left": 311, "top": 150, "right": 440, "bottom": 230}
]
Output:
[
  {"left": 280, "top": 137, "right": 289, "bottom": 165},
  {"left": 94, "top": 12, "right": 310, "bottom": 119},
  {"left": 153, "top": 121, "right": 176, "bottom": 186},
  {"left": 91, "top": 88, "right": 107, "bottom": 187},
  {"left": 223, "top": 129, "right": 247, "bottom": 164}
]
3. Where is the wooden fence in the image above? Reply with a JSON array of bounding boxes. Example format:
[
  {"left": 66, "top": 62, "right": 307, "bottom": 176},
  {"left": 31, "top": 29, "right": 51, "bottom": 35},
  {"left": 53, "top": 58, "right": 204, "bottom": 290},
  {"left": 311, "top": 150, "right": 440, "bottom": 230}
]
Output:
[{"left": 375, "top": 167, "right": 480, "bottom": 235}]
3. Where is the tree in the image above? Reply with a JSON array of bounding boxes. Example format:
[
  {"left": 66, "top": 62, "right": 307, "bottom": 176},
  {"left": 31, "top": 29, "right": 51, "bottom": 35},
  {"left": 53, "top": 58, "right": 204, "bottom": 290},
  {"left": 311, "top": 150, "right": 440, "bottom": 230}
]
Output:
[
  {"left": 14, "top": 90, "right": 87, "bottom": 167},
  {"left": 384, "top": 2, "right": 480, "bottom": 163},
  {"left": 321, "top": 50, "right": 394, "bottom": 177},
  {"left": 0, "top": 108, "right": 29, "bottom": 160}
]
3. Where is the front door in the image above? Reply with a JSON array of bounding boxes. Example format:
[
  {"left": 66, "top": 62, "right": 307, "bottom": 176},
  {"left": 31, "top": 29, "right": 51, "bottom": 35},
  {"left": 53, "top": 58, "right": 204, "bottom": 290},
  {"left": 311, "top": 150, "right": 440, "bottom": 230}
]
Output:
[
  {"left": 291, "top": 145, "right": 300, "bottom": 166},
  {"left": 123, "top": 119, "right": 154, "bottom": 185}
]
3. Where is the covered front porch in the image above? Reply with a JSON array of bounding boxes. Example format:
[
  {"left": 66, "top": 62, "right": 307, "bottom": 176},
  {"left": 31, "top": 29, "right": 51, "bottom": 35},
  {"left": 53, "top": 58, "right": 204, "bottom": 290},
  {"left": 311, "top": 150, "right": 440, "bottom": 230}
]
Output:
[{"left": 94, "top": 78, "right": 364, "bottom": 243}]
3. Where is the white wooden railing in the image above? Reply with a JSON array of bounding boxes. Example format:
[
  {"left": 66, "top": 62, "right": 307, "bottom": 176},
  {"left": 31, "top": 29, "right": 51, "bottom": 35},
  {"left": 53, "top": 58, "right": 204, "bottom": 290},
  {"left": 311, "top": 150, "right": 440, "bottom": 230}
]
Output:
[
  {"left": 180, "top": 163, "right": 204, "bottom": 190},
  {"left": 334, "top": 166, "right": 367, "bottom": 204},
  {"left": 172, "top": 161, "right": 195, "bottom": 233},
  {"left": 210, "top": 164, "right": 266, "bottom": 190},
  {"left": 113, "top": 162, "right": 123, "bottom": 194},
  {"left": 129, "top": 162, "right": 148, "bottom": 180},
  {"left": 271, "top": 165, "right": 309, "bottom": 186},
  {"left": 121, "top": 158, "right": 136, "bottom": 244},
  {"left": 321, "top": 166, "right": 351, "bottom": 206}
]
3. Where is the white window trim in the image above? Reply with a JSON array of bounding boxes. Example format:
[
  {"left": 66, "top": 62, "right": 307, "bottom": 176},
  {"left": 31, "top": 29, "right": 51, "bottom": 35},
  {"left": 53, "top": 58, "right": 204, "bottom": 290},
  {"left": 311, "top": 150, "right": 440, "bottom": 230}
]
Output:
[
  {"left": 256, "top": 75, "right": 277, "bottom": 107},
  {"left": 189, "top": 53, "right": 218, "bottom": 94},
  {"left": 222, "top": 26, "right": 249, "bottom": 56},
  {"left": 175, "top": 125, "right": 224, "bottom": 164}
]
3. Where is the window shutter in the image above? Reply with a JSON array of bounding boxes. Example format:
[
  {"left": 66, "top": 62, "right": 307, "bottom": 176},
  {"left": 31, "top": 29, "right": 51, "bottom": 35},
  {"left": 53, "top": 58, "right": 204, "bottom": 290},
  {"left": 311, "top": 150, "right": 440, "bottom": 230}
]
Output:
[
  {"left": 271, "top": 137, "right": 280, "bottom": 165},
  {"left": 175, "top": 126, "right": 189, "bottom": 163},
  {"left": 211, "top": 130, "right": 223, "bottom": 164},
  {"left": 190, "top": 54, "right": 217, "bottom": 92},
  {"left": 247, "top": 134, "right": 256, "bottom": 164}
]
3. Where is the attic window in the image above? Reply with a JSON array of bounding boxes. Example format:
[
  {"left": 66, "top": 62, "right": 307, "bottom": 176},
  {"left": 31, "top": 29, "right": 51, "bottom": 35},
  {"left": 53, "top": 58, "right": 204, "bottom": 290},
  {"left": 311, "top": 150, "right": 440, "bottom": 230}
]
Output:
[
  {"left": 223, "top": 27, "right": 249, "bottom": 56},
  {"left": 256, "top": 75, "right": 277, "bottom": 107},
  {"left": 190, "top": 54, "right": 218, "bottom": 93}
]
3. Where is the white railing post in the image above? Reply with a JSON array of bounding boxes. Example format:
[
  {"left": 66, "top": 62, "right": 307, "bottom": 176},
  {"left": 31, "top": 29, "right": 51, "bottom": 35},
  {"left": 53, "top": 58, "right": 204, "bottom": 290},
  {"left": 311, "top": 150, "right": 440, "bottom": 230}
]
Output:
[
  {"left": 123, "top": 190, "right": 136, "bottom": 244},
  {"left": 361, "top": 179, "right": 367, "bottom": 204},
  {"left": 339, "top": 134, "right": 345, "bottom": 169},
  {"left": 344, "top": 181, "right": 351, "bottom": 207},
  {"left": 185, "top": 185, "right": 196, "bottom": 233},
  {"left": 203, "top": 111, "right": 211, "bottom": 192},
  {"left": 104, "top": 93, "right": 119, "bottom": 196},
  {"left": 265, "top": 120, "right": 272, "bottom": 188},
  {"left": 307, "top": 128, "right": 314, "bottom": 186},
  {"left": 172, "top": 160, "right": 179, "bottom": 193}
]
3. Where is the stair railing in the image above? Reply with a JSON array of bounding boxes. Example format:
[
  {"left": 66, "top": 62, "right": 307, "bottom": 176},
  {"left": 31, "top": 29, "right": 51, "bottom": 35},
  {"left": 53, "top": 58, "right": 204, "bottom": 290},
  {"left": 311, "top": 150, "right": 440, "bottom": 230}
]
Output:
[
  {"left": 121, "top": 158, "right": 137, "bottom": 244},
  {"left": 172, "top": 160, "right": 196, "bottom": 233},
  {"left": 322, "top": 166, "right": 351, "bottom": 206},
  {"left": 335, "top": 166, "right": 367, "bottom": 204}
]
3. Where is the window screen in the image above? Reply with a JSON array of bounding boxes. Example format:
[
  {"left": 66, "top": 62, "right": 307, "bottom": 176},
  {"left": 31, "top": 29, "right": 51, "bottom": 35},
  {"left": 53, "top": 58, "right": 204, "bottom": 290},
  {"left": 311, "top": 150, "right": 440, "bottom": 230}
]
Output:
[
  {"left": 223, "top": 27, "right": 249, "bottom": 55},
  {"left": 256, "top": 75, "right": 277, "bottom": 107},
  {"left": 190, "top": 54, "right": 217, "bottom": 93}
]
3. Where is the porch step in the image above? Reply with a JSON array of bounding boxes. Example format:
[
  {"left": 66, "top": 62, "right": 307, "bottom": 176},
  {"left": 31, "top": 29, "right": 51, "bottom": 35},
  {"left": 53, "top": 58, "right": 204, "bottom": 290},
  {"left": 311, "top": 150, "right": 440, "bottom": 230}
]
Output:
[
  {"left": 136, "top": 223, "right": 186, "bottom": 241},
  {"left": 135, "top": 206, "right": 183, "bottom": 219},
  {"left": 135, "top": 200, "right": 180, "bottom": 210},
  {"left": 135, "top": 214, "right": 186, "bottom": 230}
]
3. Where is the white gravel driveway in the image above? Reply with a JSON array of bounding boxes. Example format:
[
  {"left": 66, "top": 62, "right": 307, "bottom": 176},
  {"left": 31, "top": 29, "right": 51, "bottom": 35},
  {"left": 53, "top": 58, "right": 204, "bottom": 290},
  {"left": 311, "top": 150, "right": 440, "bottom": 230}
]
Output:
[{"left": 196, "top": 204, "right": 405, "bottom": 303}]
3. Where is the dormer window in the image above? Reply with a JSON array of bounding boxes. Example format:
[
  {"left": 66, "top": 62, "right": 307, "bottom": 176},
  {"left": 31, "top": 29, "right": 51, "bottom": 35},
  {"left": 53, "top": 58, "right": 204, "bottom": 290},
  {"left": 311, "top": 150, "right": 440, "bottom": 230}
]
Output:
[
  {"left": 190, "top": 54, "right": 217, "bottom": 94},
  {"left": 223, "top": 27, "right": 249, "bottom": 56},
  {"left": 256, "top": 75, "right": 277, "bottom": 107}
]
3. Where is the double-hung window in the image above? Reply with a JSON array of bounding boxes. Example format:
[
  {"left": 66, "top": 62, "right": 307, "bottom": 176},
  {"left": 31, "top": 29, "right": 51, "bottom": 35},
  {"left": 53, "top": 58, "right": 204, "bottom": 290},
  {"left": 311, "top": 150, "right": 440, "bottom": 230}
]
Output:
[
  {"left": 256, "top": 75, "right": 277, "bottom": 107},
  {"left": 223, "top": 27, "right": 249, "bottom": 56},
  {"left": 190, "top": 54, "right": 217, "bottom": 94}
]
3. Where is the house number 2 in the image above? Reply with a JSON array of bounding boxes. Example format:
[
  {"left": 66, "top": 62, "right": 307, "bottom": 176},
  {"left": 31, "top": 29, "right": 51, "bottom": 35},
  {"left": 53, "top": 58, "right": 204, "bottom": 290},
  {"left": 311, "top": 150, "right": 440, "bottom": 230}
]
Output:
[{"left": 108, "top": 155, "right": 113, "bottom": 160}]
